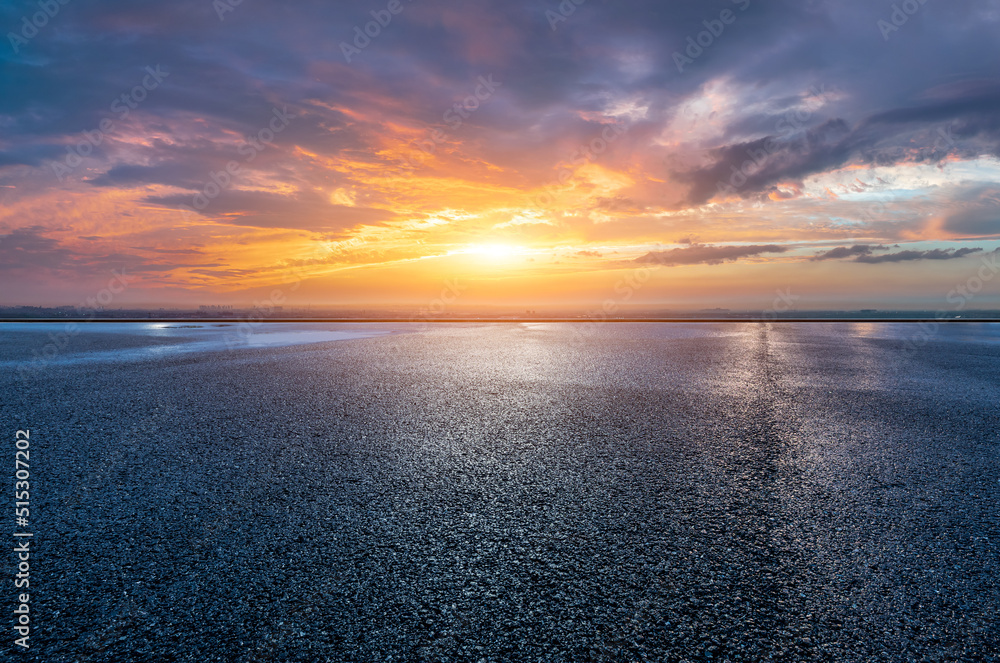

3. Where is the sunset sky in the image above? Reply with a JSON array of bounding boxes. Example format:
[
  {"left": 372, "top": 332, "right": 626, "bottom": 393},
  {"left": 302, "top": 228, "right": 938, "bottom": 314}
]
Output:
[{"left": 2, "top": 0, "right": 999, "bottom": 310}]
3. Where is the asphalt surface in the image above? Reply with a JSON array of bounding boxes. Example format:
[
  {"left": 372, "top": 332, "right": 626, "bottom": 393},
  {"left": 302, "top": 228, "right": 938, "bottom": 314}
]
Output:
[{"left": 2, "top": 322, "right": 998, "bottom": 662}]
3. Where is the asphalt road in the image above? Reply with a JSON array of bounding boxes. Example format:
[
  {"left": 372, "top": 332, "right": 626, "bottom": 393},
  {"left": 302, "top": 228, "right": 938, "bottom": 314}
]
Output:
[{"left": 2, "top": 322, "right": 998, "bottom": 662}]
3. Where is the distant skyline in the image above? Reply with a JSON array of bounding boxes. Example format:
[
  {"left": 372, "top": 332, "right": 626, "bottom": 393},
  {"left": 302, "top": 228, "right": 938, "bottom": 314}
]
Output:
[{"left": 2, "top": 0, "right": 1000, "bottom": 310}]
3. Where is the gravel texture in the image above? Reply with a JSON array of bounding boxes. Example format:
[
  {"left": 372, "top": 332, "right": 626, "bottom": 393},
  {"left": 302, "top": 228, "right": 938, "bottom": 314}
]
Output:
[{"left": 2, "top": 322, "right": 998, "bottom": 662}]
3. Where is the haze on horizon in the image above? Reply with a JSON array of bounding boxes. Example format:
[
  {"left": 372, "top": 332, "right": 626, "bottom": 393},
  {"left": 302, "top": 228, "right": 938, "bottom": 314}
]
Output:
[{"left": 2, "top": 0, "right": 1000, "bottom": 310}]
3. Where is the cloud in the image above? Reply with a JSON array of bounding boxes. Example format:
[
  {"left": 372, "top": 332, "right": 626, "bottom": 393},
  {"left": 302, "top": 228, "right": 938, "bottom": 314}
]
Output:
[
  {"left": 131, "top": 246, "right": 206, "bottom": 255},
  {"left": 0, "top": 226, "right": 214, "bottom": 279},
  {"left": 854, "top": 248, "right": 982, "bottom": 264},
  {"left": 677, "top": 119, "right": 854, "bottom": 206},
  {"left": 634, "top": 243, "right": 788, "bottom": 266},
  {"left": 942, "top": 207, "right": 1000, "bottom": 237},
  {"left": 811, "top": 243, "right": 982, "bottom": 263},
  {"left": 810, "top": 244, "right": 889, "bottom": 261},
  {"left": 0, "top": 145, "right": 66, "bottom": 168},
  {"left": 675, "top": 81, "right": 1000, "bottom": 206},
  {"left": 0, "top": 226, "right": 79, "bottom": 272},
  {"left": 863, "top": 85, "right": 1000, "bottom": 130},
  {"left": 144, "top": 190, "right": 396, "bottom": 232},
  {"left": 88, "top": 163, "right": 205, "bottom": 189},
  {"left": 3, "top": 0, "right": 1000, "bottom": 303}
]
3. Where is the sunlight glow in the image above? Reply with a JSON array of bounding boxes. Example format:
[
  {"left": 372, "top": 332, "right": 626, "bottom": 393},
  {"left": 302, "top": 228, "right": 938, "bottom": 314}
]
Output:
[{"left": 456, "top": 243, "right": 523, "bottom": 260}]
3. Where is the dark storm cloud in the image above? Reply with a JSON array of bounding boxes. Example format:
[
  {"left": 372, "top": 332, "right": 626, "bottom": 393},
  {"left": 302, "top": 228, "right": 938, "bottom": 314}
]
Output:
[{"left": 635, "top": 243, "right": 788, "bottom": 266}]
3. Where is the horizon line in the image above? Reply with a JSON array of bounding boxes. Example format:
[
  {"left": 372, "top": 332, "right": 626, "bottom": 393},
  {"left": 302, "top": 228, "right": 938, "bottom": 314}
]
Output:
[{"left": 3, "top": 317, "right": 1000, "bottom": 324}]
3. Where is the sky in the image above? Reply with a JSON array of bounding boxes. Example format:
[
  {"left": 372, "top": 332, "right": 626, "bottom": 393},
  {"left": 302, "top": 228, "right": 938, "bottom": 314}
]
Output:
[{"left": 1, "top": 0, "right": 1000, "bottom": 311}]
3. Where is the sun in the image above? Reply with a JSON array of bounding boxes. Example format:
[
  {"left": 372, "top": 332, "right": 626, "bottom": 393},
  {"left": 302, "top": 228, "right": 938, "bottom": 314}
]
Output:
[{"left": 463, "top": 243, "right": 521, "bottom": 260}]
